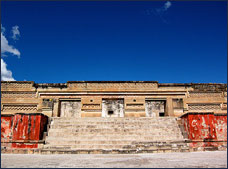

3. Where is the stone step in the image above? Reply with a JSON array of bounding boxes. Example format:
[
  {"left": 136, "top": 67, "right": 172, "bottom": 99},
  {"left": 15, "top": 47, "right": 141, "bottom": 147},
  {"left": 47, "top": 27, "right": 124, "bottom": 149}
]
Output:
[
  {"left": 44, "top": 144, "right": 132, "bottom": 149},
  {"left": 45, "top": 137, "right": 184, "bottom": 144},
  {"left": 51, "top": 120, "right": 177, "bottom": 124},
  {"left": 51, "top": 122, "right": 177, "bottom": 127},
  {"left": 51, "top": 117, "right": 176, "bottom": 120},
  {"left": 50, "top": 124, "right": 179, "bottom": 130},
  {"left": 44, "top": 144, "right": 189, "bottom": 150},
  {"left": 47, "top": 133, "right": 182, "bottom": 138},
  {"left": 40, "top": 148, "right": 191, "bottom": 154},
  {"left": 43, "top": 117, "right": 186, "bottom": 154},
  {"left": 47, "top": 132, "right": 183, "bottom": 137},
  {"left": 46, "top": 134, "right": 183, "bottom": 139},
  {"left": 51, "top": 119, "right": 178, "bottom": 124},
  {"left": 51, "top": 121, "right": 177, "bottom": 124},
  {"left": 45, "top": 137, "right": 184, "bottom": 143},
  {"left": 39, "top": 149, "right": 137, "bottom": 154},
  {"left": 51, "top": 120, "right": 177, "bottom": 123},
  {"left": 48, "top": 128, "right": 181, "bottom": 133},
  {"left": 1, "top": 147, "right": 191, "bottom": 155},
  {"left": 45, "top": 140, "right": 187, "bottom": 145},
  {"left": 46, "top": 133, "right": 182, "bottom": 138},
  {"left": 46, "top": 140, "right": 133, "bottom": 145},
  {"left": 43, "top": 142, "right": 189, "bottom": 149}
]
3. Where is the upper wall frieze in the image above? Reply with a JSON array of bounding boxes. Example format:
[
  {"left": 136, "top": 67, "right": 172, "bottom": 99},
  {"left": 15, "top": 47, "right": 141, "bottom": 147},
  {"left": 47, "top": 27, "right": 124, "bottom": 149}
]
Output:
[
  {"left": 1, "top": 81, "right": 35, "bottom": 91},
  {"left": 1, "top": 81, "right": 227, "bottom": 93}
]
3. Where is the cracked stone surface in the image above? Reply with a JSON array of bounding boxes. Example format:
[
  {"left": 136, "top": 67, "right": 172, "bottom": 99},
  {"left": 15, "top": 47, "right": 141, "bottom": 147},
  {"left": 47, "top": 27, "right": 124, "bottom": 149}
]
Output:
[{"left": 1, "top": 151, "right": 227, "bottom": 168}]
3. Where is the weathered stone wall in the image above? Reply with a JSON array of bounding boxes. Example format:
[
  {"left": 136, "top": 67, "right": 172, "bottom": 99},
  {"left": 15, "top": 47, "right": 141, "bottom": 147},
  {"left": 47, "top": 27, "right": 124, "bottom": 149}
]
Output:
[{"left": 1, "top": 81, "right": 227, "bottom": 118}]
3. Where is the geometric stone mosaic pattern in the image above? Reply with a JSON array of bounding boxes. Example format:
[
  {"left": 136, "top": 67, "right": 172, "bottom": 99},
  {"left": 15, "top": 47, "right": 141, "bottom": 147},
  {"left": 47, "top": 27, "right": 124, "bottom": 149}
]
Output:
[
  {"left": 68, "top": 82, "right": 158, "bottom": 90},
  {"left": 189, "top": 92, "right": 222, "bottom": 98},
  {"left": 1, "top": 82, "right": 33, "bottom": 90},
  {"left": 2, "top": 104, "right": 38, "bottom": 111},
  {"left": 188, "top": 104, "right": 221, "bottom": 111},
  {"left": 1, "top": 92, "right": 36, "bottom": 98}
]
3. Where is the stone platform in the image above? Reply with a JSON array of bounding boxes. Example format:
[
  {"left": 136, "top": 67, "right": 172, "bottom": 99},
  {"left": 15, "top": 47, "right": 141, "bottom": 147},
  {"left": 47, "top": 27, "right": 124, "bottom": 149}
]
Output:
[{"left": 2, "top": 117, "right": 193, "bottom": 154}]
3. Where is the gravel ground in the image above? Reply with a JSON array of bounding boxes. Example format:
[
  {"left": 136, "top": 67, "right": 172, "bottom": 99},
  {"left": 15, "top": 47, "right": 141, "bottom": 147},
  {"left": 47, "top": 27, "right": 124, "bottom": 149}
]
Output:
[{"left": 1, "top": 151, "right": 227, "bottom": 168}]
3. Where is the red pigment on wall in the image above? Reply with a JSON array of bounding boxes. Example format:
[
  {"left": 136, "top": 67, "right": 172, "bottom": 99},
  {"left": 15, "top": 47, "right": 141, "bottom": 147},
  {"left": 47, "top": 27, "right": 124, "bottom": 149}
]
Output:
[
  {"left": 1, "top": 113, "right": 48, "bottom": 149},
  {"left": 12, "top": 114, "right": 42, "bottom": 140},
  {"left": 1, "top": 115, "right": 13, "bottom": 142},
  {"left": 181, "top": 113, "right": 227, "bottom": 148},
  {"left": 11, "top": 143, "right": 38, "bottom": 148},
  {"left": 214, "top": 115, "right": 227, "bottom": 141}
]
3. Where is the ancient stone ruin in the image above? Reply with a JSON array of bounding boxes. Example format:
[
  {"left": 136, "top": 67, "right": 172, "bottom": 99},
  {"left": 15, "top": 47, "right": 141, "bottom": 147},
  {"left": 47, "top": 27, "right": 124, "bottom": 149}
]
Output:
[{"left": 1, "top": 81, "right": 227, "bottom": 154}]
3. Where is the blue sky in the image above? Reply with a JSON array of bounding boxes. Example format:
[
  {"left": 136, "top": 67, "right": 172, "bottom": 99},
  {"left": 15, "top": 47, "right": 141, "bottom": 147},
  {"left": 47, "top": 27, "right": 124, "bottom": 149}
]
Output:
[{"left": 1, "top": 1, "right": 227, "bottom": 83}]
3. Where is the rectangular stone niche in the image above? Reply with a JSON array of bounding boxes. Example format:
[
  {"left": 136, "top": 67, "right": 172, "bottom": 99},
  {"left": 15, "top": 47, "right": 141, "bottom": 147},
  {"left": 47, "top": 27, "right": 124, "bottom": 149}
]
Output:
[
  {"left": 102, "top": 99, "right": 124, "bottom": 117},
  {"left": 60, "top": 100, "right": 81, "bottom": 118},
  {"left": 145, "top": 100, "right": 165, "bottom": 117}
]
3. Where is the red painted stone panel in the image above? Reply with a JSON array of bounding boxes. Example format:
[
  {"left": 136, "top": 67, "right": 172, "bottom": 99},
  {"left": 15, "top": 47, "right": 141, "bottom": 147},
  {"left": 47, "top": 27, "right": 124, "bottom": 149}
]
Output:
[
  {"left": 11, "top": 113, "right": 48, "bottom": 141},
  {"left": 1, "top": 115, "right": 13, "bottom": 142},
  {"left": 188, "top": 114, "right": 217, "bottom": 141},
  {"left": 1, "top": 113, "right": 48, "bottom": 149},
  {"left": 12, "top": 114, "right": 42, "bottom": 141},
  {"left": 214, "top": 115, "right": 227, "bottom": 141},
  {"left": 181, "top": 113, "right": 227, "bottom": 142}
]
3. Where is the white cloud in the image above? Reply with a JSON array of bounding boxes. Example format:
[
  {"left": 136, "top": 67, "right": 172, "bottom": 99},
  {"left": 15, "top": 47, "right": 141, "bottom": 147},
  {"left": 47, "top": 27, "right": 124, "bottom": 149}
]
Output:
[
  {"left": 1, "top": 24, "right": 5, "bottom": 33},
  {"left": 1, "top": 25, "right": 21, "bottom": 81},
  {"left": 155, "top": 1, "right": 172, "bottom": 14},
  {"left": 164, "top": 1, "right": 172, "bottom": 11},
  {"left": 145, "top": 1, "right": 172, "bottom": 23},
  {"left": 1, "top": 59, "right": 15, "bottom": 81},
  {"left": 11, "top": 25, "right": 20, "bottom": 40},
  {"left": 1, "top": 31, "right": 21, "bottom": 58}
]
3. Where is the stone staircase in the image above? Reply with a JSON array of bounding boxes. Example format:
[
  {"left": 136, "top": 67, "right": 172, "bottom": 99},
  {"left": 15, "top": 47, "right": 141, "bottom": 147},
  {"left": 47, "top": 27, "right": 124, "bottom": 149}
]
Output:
[{"left": 42, "top": 117, "right": 191, "bottom": 154}]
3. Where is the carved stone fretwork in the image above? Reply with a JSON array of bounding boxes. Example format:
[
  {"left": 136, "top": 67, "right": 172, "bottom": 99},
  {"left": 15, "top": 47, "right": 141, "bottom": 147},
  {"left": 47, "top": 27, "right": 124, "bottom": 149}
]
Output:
[
  {"left": 189, "top": 92, "right": 222, "bottom": 98},
  {"left": 2, "top": 104, "right": 38, "bottom": 112},
  {"left": 188, "top": 104, "right": 221, "bottom": 111},
  {"left": 68, "top": 82, "right": 158, "bottom": 91},
  {"left": 224, "top": 92, "right": 227, "bottom": 97},
  {"left": 82, "top": 104, "right": 101, "bottom": 109},
  {"left": 1, "top": 91, "right": 36, "bottom": 98},
  {"left": 192, "top": 83, "right": 227, "bottom": 92},
  {"left": 126, "top": 103, "right": 144, "bottom": 109},
  {"left": 1, "top": 82, "right": 33, "bottom": 90}
]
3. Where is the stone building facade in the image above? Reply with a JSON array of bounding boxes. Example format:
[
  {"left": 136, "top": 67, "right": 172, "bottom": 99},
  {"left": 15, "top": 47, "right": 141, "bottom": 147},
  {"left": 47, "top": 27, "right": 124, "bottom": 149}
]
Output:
[
  {"left": 1, "top": 81, "right": 227, "bottom": 118},
  {"left": 1, "top": 81, "right": 227, "bottom": 153}
]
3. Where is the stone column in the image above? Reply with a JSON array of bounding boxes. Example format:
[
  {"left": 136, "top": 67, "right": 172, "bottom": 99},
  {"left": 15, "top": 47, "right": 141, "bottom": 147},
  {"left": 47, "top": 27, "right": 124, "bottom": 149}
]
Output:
[
  {"left": 166, "top": 98, "right": 174, "bottom": 117},
  {"left": 52, "top": 99, "right": 59, "bottom": 117}
]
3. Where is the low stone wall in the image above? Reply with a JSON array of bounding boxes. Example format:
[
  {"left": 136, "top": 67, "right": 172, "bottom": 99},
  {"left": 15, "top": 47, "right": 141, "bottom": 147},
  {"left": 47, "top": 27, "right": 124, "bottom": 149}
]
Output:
[
  {"left": 1, "top": 113, "right": 48, "bottom": 149},
  {"left": 180, "top": 112, "right": 227, "bottom": 150}
]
